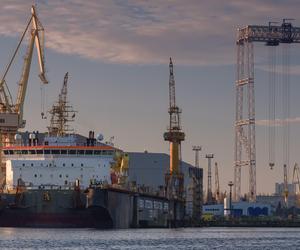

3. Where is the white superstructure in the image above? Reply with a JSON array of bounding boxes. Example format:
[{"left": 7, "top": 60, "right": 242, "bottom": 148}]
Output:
[{"left": 3, "top": 135, "right": 116, "bottom": 190}]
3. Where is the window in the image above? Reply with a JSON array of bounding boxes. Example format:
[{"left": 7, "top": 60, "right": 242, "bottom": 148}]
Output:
[
  {"left": 51, "top": 150, "right": 60, "bottom": 154},
  {"left": 22, "top": 163, "right": 25, "bottom": 167},
  {"left": 9, "top": 150, "right": 14, "bottom": 155},
  {"left": 31, "top": 163, "right": 34, "bottom": 167},
  {"left": 29, "top": 150, "right": 36, "bottom": 155},
  {"left": 81, "top": 163, "right": 84, "bottom": 167},
  {"left": 34, "top": 174, "right": 37, "bottom": 178},
  {"left": 66, "top": 175, "right": 69, "bottom": 178},
  {"left": 94, "top": 150, "right": 101, "bottom": 155},
  {"left": 63, "top": 163, "right": 65, "bottom": 167},
  {"left": 3, "top": 150, "right": 8, "bottom": 155},
  {"left": 36, "top": 150, "right": 43, "bottom": 154},
  {"left": 69, "top": 150, "right": 76, "bottom": 155},
  {"left": 59, "top": 174, "right": 62, "bottom": 178},
  {"left": 44, "top": 150, "right": 50, "bottom": 154},
  {"left": 85, "top": 150, "right": 93, "bottom": 155},
  {"left": 77, "top": 150, "right": 84, "bottom": 155},
  {"left": 71, "top": 163, "right": 74, "bottom": 167},
  {"left": 21, "top": 150, "right": 28, "bottom": 154}
]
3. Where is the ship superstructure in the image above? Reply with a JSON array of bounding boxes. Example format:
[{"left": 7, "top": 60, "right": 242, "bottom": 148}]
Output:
[{"left": 3, "top": 135, "right": 115, "bottom": 190}]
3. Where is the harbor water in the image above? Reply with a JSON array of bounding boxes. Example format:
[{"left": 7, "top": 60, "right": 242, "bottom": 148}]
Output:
[{"left": 0, "top": 227, "right": 300, "bottom": 249}]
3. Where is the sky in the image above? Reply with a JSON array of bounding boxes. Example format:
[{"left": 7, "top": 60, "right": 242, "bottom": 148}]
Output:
[{"left": 0, "top": 0, "right": 300, "bottom": 195}]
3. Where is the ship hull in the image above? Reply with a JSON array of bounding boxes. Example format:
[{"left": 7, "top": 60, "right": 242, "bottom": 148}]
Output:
[
  {"left": 0, "top": 207, "right": 113, "bottom": 228},
  {"left": 0, "top": 187, "right": 185, "bottom": 228}
]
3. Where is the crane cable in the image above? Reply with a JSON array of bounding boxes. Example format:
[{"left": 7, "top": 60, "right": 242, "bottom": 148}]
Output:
[
  {"left": 40, "top": 84, "right": 47, "bottom": 119},
  {"left": 282, "top": 43, "right": 290, "bottom": 178},
  {"left": 268, "top": 46, "right": 277, "bottom": 169}
]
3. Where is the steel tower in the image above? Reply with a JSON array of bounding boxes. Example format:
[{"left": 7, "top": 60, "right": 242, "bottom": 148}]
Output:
[
  {"left": 192, "top": 146, "right": 202, "bottom": 168},
  {"left": 205, "top": 154, "right": 214, "bottom": 204},
  {"left": 164, "top": 58, "right": 185, "bottom": 200},
  {"left": 215, "top": 162, "right": 220, "bottom": 204},
  {"left": 234, "top": 20, "right": 300, "bottom": 202}
]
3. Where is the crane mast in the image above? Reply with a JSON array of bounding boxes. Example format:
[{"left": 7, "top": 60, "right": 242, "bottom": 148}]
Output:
[{"left": 48, "top": 72, "right": 76, "bottom": 137}]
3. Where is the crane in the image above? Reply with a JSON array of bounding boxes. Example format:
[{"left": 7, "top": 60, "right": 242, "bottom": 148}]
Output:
[
  {"left": 0, "top": 6, "right": 48, "bottom": 188},
  {"left": 215, "top": 162, "right": 220, "bottom": 203},
  {"left": 48, "top": 72, "right": 76, "bottom": 137},
  {"left": 292, "top": 163, "right": 300, "bottom": 195},
  {"left": 0, "top": 5, "right": 48, "bottom": 145},
  {"left": 292, "top": 163, "right": 300, "bottom": 207},
  {"left": 163, "top": 58, "right": 185, "bottom": 200}
]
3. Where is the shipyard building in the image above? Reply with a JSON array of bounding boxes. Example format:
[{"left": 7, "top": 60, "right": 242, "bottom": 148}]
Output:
[{"left": 127, "top": 152, "right": 203, "bottom": 219}]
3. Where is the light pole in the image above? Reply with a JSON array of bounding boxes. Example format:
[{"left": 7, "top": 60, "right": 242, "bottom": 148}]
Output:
[{"left": 228, "top": 181, "right": 234, "bottom": 216}]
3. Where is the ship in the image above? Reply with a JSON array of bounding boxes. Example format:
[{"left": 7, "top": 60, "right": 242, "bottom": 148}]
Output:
[{"left": 0, "top": 72, "right": 185, "bottom": 228}]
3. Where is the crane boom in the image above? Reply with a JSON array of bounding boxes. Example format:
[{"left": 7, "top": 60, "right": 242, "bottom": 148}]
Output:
[
  {"left": 0, "top": 17, "right": 33, "bottom": 112},
  {"left": 15, "top": 6, "right": 48, "bottom": 127}
]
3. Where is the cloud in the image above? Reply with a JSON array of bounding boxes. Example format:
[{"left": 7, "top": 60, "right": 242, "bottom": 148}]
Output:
[
  {"left": 0, "top": 0, "right": 299, "bottom": 65},
  {"left": 256, "top": 117, "right": 300, "bottom": 126}
]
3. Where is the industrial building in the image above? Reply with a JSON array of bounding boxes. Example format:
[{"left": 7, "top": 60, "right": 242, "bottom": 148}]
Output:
[
  {"left": 203, "top": 201, "right": 271, "bottom": 217},
  {"left": 127, "top": 152, "right": 203, "bottom": 219}
]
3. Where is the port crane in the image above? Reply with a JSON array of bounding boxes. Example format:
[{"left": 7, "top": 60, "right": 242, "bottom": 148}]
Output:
[
  {"left": 0, "top": 6, "right": 48, "bottom": 185},
  {"left": 292, "top": 163, "right": 300, "bottom": 207},
  {"left": 164, "top": 58, "right": 185, "bottom": 200},
  {"left": 293, "top": 163, "right": 300, "bottom": 195}
]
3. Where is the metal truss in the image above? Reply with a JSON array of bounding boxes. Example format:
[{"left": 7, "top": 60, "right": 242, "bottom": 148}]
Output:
[{"left": 234, "top": 21, "right": 300, "bottom": 202}]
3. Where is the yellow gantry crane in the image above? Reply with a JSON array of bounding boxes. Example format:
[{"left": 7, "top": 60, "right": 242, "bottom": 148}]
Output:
[{"left": 0, "top": 6, "right": 48, "bottom": 187}]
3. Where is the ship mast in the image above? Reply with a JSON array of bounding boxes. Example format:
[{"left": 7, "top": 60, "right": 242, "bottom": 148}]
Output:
[{"left": 48, "top": 72, "right": 76, "bottom": 136}]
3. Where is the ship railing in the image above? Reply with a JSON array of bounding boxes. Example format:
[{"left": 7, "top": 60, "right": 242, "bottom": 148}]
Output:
[{"left": 16, "top": 184, "right": 85, "bottom": 190}]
